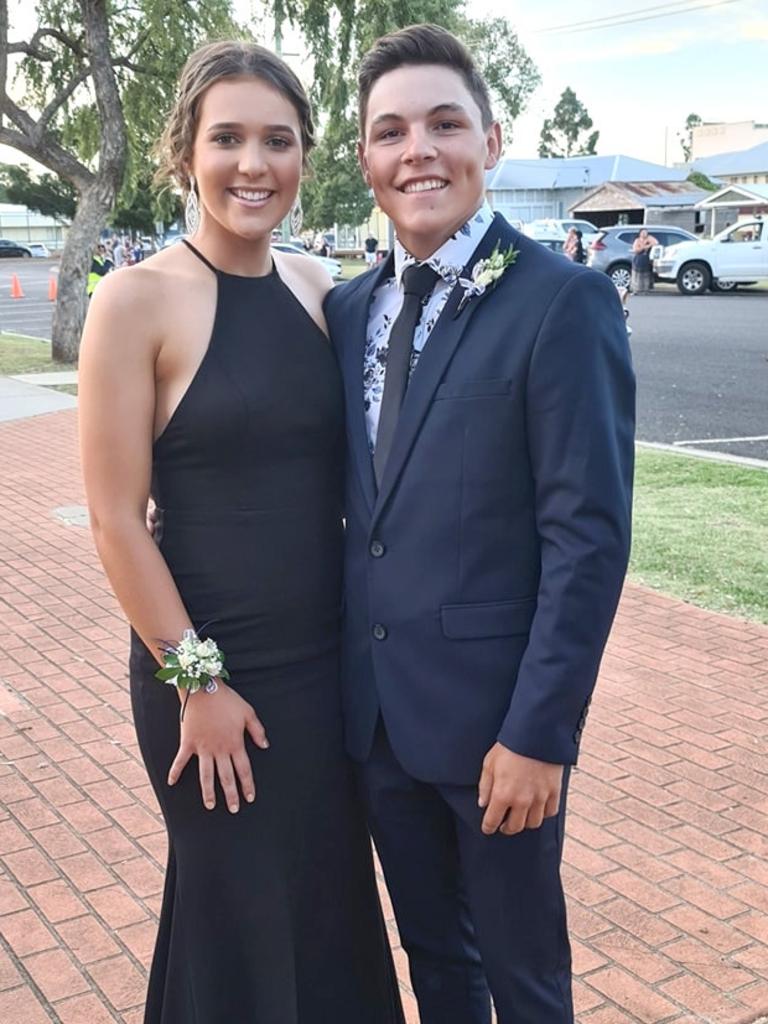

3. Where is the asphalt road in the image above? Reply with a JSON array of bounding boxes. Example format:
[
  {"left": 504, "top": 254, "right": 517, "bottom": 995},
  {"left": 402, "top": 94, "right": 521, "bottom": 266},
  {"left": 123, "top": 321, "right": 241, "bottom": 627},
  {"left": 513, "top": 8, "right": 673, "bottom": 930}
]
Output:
[
  {"left": 629, "top": 285, "right": 768, "bottom": 462},
  {"left": 0, "top": 257, "right": 58, "bottom": 340},
  {"left": 1, "top": 259, "right": 766, "bottom": 462}
]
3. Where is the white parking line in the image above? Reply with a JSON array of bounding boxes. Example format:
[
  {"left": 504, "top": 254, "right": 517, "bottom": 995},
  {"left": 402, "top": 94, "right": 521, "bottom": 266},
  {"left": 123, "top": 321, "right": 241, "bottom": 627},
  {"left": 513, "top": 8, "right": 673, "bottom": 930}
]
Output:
[{"left": 673, "top": 435, "right": 768, "bottom": 446}]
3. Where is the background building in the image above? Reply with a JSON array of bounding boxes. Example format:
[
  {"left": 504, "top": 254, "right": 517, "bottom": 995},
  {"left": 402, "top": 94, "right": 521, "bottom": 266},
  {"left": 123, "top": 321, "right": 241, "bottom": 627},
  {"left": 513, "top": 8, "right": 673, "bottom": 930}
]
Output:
[
  {"left": 0, "top": 203, "right": 68, "bottom": 250},
  {"left": 485, "top": 155, "right": 687, "bottom": 226},
  {"left": 569, "top": 181, "right": 712, "bottom": 232},
  {"left": 691, "top": 121, "right": 768, "bottom": 161},
  {"left": 692, "top": 140, "right": 768, "bottom": 187}
]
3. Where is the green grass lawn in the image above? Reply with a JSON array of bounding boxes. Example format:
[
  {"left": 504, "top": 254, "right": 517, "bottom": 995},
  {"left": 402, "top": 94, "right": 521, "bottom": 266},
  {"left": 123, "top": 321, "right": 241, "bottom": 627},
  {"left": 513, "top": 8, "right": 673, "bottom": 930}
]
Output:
[
  {"left": 338, "top": 256, "right": 370, "bottom": 281},
  {"left": 0, "top": 333, "right": 76, "bottom": 375},
  {"left": 630, "top": 447, "right": 768, "bottom": 623}
]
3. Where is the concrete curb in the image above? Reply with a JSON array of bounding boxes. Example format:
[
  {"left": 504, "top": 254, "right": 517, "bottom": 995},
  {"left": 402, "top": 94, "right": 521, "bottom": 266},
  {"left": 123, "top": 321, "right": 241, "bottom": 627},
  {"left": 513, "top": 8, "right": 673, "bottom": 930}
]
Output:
[
  {"left": 0, "top": 374, "right": 77, "bottom": 421},
  {"left": 637, "top": 440, "right": 768, "bottom": 471}
]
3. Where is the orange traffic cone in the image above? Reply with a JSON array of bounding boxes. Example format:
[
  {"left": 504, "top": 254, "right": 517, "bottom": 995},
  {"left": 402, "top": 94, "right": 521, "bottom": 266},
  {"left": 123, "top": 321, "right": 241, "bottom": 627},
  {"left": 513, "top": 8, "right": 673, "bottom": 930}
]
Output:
[
  {"left": 48, "top": 273, "right": 58, "bottom": 301},
  {"left": 10, "top": 273, "right": 24, "bottom": 299}
]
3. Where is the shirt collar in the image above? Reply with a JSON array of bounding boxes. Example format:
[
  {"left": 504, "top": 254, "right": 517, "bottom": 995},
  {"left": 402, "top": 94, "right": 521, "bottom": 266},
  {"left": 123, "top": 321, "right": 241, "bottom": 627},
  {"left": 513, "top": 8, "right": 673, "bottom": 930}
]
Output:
[{"left": 394, "top": 202, "right": 495, "bottom": 288}]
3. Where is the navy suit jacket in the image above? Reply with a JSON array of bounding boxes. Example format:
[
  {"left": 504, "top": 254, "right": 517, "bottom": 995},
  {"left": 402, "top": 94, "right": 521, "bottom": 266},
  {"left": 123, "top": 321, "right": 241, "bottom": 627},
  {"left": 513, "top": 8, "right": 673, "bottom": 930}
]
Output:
[{"left": 324, "top": 214, "right": 635, "bottom": 784}]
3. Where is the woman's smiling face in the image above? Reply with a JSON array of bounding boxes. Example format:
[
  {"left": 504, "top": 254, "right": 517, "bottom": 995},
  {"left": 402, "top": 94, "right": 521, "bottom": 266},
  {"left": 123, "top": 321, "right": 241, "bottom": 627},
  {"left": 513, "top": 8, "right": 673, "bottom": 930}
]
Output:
[{"left": 191, "top": 76, "right": 303, "bottom": 244}]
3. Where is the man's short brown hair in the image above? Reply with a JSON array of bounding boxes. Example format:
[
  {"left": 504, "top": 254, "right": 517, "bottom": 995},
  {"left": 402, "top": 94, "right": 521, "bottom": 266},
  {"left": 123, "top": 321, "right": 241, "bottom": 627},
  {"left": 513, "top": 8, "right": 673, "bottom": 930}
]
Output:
[{"left": 357, "top": 24, "right": 494, "bottom": 136}]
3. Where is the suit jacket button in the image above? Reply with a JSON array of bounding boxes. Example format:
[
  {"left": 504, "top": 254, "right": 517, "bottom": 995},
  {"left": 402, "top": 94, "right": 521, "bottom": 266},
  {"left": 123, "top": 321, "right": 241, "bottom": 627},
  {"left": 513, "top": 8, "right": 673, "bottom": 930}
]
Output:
[
  {"left": 372, "top": 624, "right": 388, "bottom": 641},
  {"left": 370, "top": 540, "right": 385, "bottom": 558}
]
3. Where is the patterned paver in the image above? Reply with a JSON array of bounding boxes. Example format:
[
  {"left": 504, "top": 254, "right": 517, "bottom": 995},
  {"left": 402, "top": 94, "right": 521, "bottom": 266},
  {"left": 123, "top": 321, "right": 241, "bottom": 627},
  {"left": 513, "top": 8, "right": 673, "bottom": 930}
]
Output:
[{"left": 1, "top": 407, "right": 767, "bottom": 1024}]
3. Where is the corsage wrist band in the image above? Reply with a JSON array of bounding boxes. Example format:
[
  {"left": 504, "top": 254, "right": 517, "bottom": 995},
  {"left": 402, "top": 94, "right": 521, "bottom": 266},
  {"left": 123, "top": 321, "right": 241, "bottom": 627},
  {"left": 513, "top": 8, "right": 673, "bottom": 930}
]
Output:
[{"left": 155, "top": 629, "right": 229, "bottom": 719}]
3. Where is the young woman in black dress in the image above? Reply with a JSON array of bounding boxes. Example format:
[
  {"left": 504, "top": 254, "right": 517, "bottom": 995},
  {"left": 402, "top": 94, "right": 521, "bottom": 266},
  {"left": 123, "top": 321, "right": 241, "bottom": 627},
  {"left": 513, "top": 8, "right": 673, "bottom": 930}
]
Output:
[{"left": 79, "top": 41, "right": 403, "bottom": 1024}]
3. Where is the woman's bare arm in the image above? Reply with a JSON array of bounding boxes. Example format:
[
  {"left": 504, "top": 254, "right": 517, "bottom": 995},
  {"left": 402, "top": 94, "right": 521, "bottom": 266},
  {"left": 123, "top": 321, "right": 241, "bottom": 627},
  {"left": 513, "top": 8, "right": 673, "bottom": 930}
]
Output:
[
  {"left": 79, "top": 268, "right": 194, "bottom": 661},
  {"left": 79, "top": 267, "right": 267, "bottom": 813}
]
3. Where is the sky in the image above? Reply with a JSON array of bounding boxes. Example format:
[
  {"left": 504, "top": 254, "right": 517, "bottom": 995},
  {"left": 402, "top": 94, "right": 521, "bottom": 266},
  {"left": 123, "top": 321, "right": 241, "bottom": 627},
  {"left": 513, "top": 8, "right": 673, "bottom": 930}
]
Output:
[
  {"left": 471, "top": 0, "right": 768, "bottom": 163},
  {"left": 2, "top": 0, "right": 767, "bottom": 173}
]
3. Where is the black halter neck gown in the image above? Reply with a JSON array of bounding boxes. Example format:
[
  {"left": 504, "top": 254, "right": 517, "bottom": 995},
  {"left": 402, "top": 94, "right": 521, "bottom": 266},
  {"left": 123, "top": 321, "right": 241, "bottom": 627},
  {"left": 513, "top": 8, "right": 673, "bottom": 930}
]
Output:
[{"left": 129, "top": 241, "right": 403, "bottom": 1024}]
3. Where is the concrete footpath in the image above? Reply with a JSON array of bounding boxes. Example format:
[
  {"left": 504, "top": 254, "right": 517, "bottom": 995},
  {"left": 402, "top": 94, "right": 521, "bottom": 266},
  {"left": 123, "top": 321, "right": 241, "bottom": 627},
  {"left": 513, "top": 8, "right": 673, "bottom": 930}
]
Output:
[{"left": 1, "top": 406, "right": 767, "bottom": 1024}]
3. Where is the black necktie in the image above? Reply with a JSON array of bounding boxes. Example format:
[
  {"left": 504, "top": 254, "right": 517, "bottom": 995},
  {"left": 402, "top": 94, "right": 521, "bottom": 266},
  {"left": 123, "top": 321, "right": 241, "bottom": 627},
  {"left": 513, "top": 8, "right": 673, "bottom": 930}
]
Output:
[{"left": 373, "top": 263, "right": 440, "bottom": 488}]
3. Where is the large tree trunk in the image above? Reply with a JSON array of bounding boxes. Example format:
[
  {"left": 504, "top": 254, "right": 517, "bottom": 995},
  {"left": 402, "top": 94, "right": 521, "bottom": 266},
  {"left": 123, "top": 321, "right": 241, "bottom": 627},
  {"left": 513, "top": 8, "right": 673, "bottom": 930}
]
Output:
[
  {"left": 51, "top": 184, "right": 112, "bottom": 362},
  {"left": 51, "top": 0, "right": 127, "bottom": 363}
]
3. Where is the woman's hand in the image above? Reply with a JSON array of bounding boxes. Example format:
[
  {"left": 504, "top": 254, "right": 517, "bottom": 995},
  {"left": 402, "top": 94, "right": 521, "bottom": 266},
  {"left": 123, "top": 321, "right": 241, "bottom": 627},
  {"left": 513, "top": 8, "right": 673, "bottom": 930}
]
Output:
[{"left": 167, "top": 684, "right": 269, "bottom": 812}]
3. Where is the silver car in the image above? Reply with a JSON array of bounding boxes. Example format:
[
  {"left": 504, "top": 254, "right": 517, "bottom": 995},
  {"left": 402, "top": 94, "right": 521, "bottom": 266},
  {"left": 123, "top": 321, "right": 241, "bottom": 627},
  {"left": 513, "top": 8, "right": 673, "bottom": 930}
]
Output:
[{"left": 588, "top": 225, "right": 697, "bottom": 289}]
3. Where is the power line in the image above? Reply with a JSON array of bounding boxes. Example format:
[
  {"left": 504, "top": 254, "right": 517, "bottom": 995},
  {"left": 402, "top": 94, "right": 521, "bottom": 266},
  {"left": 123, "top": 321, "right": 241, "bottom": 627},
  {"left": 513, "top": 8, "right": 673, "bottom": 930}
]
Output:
[
  {"left": 537, "top": 0, "right": 703, "bottom": 33},
  {"left": 536, "top": 0, "right": 744, "bottom": 34}
]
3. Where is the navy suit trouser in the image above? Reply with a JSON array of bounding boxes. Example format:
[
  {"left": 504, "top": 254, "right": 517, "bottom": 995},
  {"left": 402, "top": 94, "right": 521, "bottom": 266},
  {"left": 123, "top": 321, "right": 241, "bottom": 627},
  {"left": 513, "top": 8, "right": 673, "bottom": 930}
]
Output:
[{"left": 357, "top": 723, "right": 574, "bottom": 1024}]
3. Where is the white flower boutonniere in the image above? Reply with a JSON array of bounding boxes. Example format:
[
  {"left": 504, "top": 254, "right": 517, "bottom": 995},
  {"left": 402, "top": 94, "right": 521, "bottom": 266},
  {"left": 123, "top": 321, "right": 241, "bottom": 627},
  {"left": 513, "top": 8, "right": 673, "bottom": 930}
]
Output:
[{"left": 456, "top": 243, "right": 519, "bottom": 315}]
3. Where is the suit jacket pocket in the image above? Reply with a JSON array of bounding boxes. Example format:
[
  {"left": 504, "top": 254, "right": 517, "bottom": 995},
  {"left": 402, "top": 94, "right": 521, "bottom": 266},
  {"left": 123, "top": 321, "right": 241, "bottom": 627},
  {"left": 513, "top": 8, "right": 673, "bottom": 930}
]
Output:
[
  {"left": 440, "top": 598, "right": 537, "bottom": 639},
  {"left": 434, "top": 378, "right": 512, "bottom": 401}
]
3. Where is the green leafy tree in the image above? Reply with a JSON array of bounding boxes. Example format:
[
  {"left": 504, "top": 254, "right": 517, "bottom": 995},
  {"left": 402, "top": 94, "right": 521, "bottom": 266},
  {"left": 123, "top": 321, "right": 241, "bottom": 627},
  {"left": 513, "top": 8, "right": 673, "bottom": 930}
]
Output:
[
  {"left": 679, "top": 112, "right": 702, "bottom": 162},
  {"left": 687, "top": 169, "right": 718, "bottom": 192},
  {"left": 460, "top": 17, "right": 540, "bottom": 144},
  {"left": 538, "top": 87, "right": 599, "bottom": 158},
  {"left": 0, "top": 0, "right": 235, "bottom": 361},
  {"left": 0, "top": 163, "right": 77, "bottom": 218},
  {"left": 275, "top": 1, "right": 540, "bottom": 233},
  {"left": 111, "top": 169, "right": 181, "bottom": 235},
  {"left": 303, "top": 114, "right": 373, "bottom": 231}
]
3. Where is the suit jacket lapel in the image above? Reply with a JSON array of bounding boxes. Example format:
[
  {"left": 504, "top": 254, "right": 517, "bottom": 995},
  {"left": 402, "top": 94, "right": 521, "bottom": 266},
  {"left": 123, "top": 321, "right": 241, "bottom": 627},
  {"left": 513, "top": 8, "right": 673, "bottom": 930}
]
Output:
[
  {"left": 341, "top": 254, "right": 394, "bottom": 514},
  {"left": 373, "top": 214, "right": 514, "bottom": 521}
]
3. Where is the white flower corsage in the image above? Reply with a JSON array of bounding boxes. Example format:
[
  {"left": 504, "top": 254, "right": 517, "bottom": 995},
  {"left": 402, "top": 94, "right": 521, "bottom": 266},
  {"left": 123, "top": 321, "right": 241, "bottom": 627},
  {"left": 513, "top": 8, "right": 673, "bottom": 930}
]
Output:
[
  {"left": 456, "top": 243, "right": 519, "bottom": 314},
  {"left": 156, "top": 629, "right": 229, "bottom": 718}
]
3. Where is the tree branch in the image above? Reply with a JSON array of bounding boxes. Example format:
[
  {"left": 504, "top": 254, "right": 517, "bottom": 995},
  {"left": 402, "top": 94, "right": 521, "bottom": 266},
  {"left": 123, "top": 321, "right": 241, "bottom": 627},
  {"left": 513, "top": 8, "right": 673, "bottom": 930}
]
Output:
[
  {"left": 111, "top": 57, "right": 157, "bottom": 74},
  {"left": 83, "top": 0, "right": 127, "bottom": 193},
  {"left": 38, "top": 67, "right": 91, "bottom": 131},
  {"left": 6, "top": 26, "right": 86, "bottom": 61},
  {"left": 0, "top": 0, "right": 10, "bottom": 130},
  {"left": 0, "top": 124, "right": 94, "bottom": 190}
]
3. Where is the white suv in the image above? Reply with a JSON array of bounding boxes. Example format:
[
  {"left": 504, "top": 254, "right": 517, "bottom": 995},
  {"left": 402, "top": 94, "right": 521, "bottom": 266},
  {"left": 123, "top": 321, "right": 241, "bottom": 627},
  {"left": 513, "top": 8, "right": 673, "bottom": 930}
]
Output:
[{"left": 654, "top": 220, "right": 768, "bottom": 294}]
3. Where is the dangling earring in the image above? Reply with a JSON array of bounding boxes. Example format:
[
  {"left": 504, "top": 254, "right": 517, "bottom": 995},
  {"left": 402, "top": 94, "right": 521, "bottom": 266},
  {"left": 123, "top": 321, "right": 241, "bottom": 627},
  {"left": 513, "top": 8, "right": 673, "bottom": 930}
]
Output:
[
  {"left": 185, "top": 175, "right": 200, "bottom": 235},
  {"left": 290, "top": 192, "right": 303, "bottom": 236}
]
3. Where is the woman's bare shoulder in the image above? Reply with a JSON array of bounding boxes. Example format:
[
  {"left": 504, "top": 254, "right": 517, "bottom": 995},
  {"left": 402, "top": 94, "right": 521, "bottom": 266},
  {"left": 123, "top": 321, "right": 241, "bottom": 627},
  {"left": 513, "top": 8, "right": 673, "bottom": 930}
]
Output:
[
  {"left": 83, "top": 244, "right": 208, "bottom": 356},
  {"left": 273, "top": 248, "right": 333, "bottom": 300}
]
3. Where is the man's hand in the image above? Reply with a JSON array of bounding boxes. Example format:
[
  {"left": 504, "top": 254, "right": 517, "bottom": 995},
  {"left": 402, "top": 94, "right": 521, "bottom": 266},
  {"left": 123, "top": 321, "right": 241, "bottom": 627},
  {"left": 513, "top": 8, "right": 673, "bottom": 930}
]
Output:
[{"left": 478, "top": 743, "right": 564, "bottom": 836}]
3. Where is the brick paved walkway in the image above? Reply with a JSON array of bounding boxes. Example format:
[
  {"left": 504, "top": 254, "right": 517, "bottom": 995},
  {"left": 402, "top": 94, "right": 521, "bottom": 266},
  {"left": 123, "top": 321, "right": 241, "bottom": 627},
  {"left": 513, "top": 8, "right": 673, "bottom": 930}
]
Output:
[{"left": 1, "top": 408, "right": 767, "bottom": 1024}]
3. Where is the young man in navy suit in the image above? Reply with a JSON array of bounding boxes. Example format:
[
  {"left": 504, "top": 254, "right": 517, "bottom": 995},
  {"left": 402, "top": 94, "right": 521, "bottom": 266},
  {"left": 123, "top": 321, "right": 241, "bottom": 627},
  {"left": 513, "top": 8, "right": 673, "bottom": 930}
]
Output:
[{"left": 324, "top": 24, "right": 635, "bottom": 1024}]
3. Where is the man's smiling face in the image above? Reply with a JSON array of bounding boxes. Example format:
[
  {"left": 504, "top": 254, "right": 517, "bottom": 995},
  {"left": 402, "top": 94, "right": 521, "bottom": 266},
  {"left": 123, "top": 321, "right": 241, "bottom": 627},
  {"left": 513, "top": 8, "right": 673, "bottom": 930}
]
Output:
[{"left": 359, "top": 64, "right": 501, "bottom": 260}]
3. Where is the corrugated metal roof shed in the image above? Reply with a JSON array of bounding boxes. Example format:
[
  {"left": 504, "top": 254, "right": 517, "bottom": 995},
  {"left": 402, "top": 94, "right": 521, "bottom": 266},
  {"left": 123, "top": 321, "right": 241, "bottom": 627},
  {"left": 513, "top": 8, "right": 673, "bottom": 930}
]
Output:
[
  {"left": 568, "top": 181, "right": 707, "bottom": 212},
  {"left": 692, "top": 140, "right": 768, "bottom": 176},
  {"left": 486, "top": 155, "right": 687, "bottom": 191}
]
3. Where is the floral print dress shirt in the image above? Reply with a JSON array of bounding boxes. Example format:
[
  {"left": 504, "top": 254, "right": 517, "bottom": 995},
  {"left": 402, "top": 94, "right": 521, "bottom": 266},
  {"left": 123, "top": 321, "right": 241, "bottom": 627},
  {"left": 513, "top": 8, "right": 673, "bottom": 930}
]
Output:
[{"left": 364, "top": 202, "right": 494, "bottom": 451}]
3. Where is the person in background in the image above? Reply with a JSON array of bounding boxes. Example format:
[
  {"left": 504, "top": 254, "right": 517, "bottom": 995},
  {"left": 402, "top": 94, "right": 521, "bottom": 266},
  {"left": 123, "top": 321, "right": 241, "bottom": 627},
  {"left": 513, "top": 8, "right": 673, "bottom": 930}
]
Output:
[
  {"left": 103, "top": 240, "right": 115, "bottom": 273},
  {"left": 87, "top": 244, "right": 109, "bottom": 297},
  {"left": 563, "top": 226, "right": 578, "bottom": 261},
  {"left": 563, "top": 227, "right": 586, "bottom": 264},
  {"left": 631, "top": 228, "right": 658, "bottom": 294},
  {"left": 113, "top": 236, "right": 126, "bottom": 268},
  {"left": 364, "top": 232, "right": 378, "bottom": 267}
]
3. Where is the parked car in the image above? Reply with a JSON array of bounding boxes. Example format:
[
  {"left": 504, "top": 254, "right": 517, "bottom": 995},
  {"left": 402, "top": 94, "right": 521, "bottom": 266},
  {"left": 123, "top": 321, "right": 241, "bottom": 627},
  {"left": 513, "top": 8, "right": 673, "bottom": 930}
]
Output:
[
  {"left": 27, "top": 243, "right": 51, "bottom": 258},
  {"left": 523, "top": 218, "right": 600, "bottom": 247},
  {"left": 588, "top": 225, "right": 698, "bottom": 289},
  {"left": 271, "top": 241, "right": 342, "bottom": 279},
  {"left": 653, "top": 219, "right": 767, "bottom": 295},
  {"left": 0, "top": 238, "right": 32, "bottom": 258}
]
